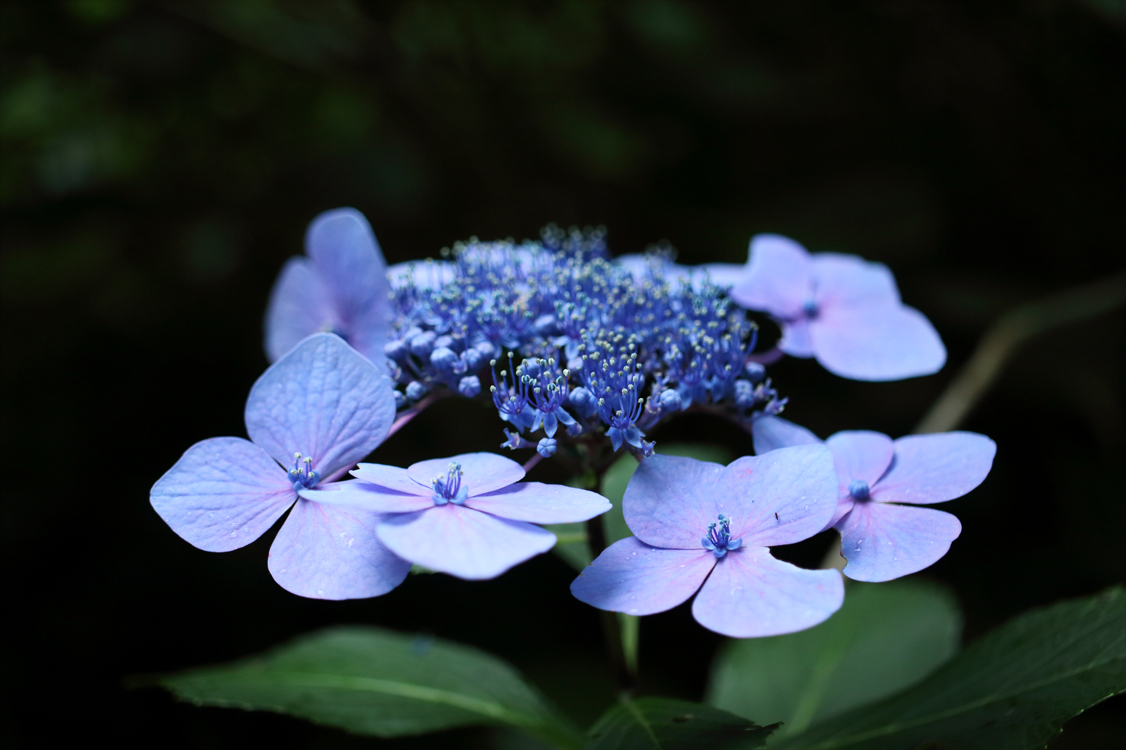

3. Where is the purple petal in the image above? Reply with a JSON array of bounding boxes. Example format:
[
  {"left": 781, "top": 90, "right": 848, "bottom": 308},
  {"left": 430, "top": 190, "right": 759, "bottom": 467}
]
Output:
[
  {"left": 375, "top": 505, "right": 555, "bottom": 580},
  {"left": 305, "top": 208, "right": 393, "bottom": 361},
  {"left": 723, "top": 445, "right": 838, "bottom": 548},
  {"left": 351, "top": 463, "right": 429, "bottom": 495},
  {"left": 873, "top": 432, "right": 997, "bottom": 505},
  {"left": 692, "top": 547, "right": 844, "bottom": 637},
  {"left": 245, "top": 333, "right": 396, "bottom": 479},
  {"left": 836, "top": 502, "right": 962, "bottom": 582},
  {"left": 407, "top": 453, "right": 525, "bottom": 497},
  {"left": 623, "top": 454, "right": 728, "bottom": 549},
  {"left": 264, "top": 257, "right": 335, "bottom": 362},
  {"left": 752, "top": 415, "right": 822, "bottom": 455},
  {"left": 570, "top": 537, "right": 716, "bottom": 615},
  {"left": 465, "top": 482, "right": 611, "bottom": 524},
  {"left": 810, "top": 304, "right": 946, "bottom": 381},
  {"left": 150, "top": 437, "right": 295, "bottom": 552},
  {"left": 730, "top": 234, "right": 812, "bottom": 319},
  {"left": 811, "top": 253, "right": 900, "bottom": 310},
  {"left": 697, "top": 263, "right": 744, "bottom": 289},
  {"left": 387, "top": 260, "right": 457, "bottom": 290},
  {"left": 825, "top": 430, "right": 895, "bottom": 489},
  {"left": 778, "top": 317, "right": 815, "bottom": 358},
  {"left": 268, "top": 498, "right": 411, "bottom": 599},
  {"left": 298, "top": 481, "right": 432, "bottom": 513}
]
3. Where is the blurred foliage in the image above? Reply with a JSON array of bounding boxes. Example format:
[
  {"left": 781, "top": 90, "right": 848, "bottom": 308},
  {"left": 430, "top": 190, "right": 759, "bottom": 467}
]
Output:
[{"left": 2, "top": 0, "right": 1124, "bottom": 748}]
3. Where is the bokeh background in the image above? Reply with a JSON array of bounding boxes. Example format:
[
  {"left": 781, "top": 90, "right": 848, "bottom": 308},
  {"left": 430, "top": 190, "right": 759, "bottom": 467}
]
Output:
[{"left": 3, "top": 1, "right": 1124, "bottom": 747}]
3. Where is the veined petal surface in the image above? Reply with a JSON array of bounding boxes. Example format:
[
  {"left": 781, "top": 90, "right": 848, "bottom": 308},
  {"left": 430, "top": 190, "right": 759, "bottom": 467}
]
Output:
[
  {"left": 570, "top": 537, "right": 715, "bottom": 616},
  {"left": 245, "top": 333, "right": 395, "bottom": 478},
  {"left": 150, "top": 437, "right": 295, "bottom": 552},
  {"left": 299, "top": 482, "right": 432, "bottom": 513},
  {"left": 351, "top": 463, "right": 430, "bottom": 495},
  {"left": 305, "top": 209, "right": 391, "bottom": 334},
  {"left": 264, "top": 256, "right": 335, "bottom": 362},
  {"left": 825, "top": 431, "right": 895, "bottom": 490},
  {"left": 811, "top": 304, "right": 946, "bottom": 381},
  {"left": 724, "top": 445, "right": 837, "bottom": 548},
  {"left": 751, "top": 415, "right": 822, "bottom": 455},
  {"left": 268, "top": 498, "right": 411, "bottom": 600},
  {"left": 836, "top": 502, "right": 962, "bottom": 582},
  {"left": 730, "top": 234, "right": 812, "bottom": 319},
  {"left": 408, "top": 453, "right": 525, "bottom": 497},
  {"left": 624, "top": 454, "right": 727, "bottom": 549},
  {"left": 465, "top": 482, "right": 610, "bottom": 524},
  {"left": 873, "top": 433, "right": 997, "bottom": 505}
]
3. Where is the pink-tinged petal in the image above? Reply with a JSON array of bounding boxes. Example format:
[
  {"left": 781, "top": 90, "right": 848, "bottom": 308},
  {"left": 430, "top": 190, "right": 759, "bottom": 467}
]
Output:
[
  {"left": 298, "top": 481, "right": 432, "bottom": 513},
  {"left": 778, "top": 318, "right": 815, "bottom": 358},
  {"left": 245, "top": 333, "right": 396, "bottom": 479},
  {"left": 825, "top": 431, "right": 895, "bottom": 491},
  {"left": 730, "top": 234, "right": 813, "bottom": 319},
  {"left": 810, "top": 304, "right": 946, "bottom": 381},
  {"left": 376, "top": 505, "right": 555, "bottom": 580},
  {"left": 751, "top": 415, "right": 822, "bottom": 455},
  {"left": 408, "top": 453, "right": 526, "bottom": 497},
  {"left": 387, "top": 260, "right": 456, "bottom": 290},
  {"left": 873, "top": 432, "right": 997, "bottom": 505},
  {"left": 351, "top": 463, "right": 428, "bottom": 495},
  {"left": 692, "top": 547, "right": 844, "bottom": 638},
  {"left": 150, "top": 437, "right": 295, "bottom": 552},
  {"left": 836, "top": 502, "right": 962, "bottom": 582},
  {"left": 811, "top": 253, "right": 901, "bottom": 309},
  {"left": 268, "top": 498, "right": 411, "bottom": 600},
  {"left": 465, "top": 482, "right": 610, "bottom": 524},
  {"left": 624, "top": 454, "right": 728, "bottom": 549},
  {"left": 722, "top": 445, "right": 838, "bottom": 548},
  {"left": 570, "top": 537, "right": 716, "bottom": 615},
  {"left": 264, "top": 257, "right": 336, "bottom": 363}
]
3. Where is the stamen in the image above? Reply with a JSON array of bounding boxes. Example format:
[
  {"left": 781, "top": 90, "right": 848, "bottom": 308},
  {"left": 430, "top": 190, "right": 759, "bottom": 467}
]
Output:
[
  {"left": 700, "top": 513, "right": 742, "bottom": 558},
  {"left": 848, "top": 480, "right": 870, "bottom": 500},
  {"left": 432, "top": 461, "right": 468, "bottom": 505}
]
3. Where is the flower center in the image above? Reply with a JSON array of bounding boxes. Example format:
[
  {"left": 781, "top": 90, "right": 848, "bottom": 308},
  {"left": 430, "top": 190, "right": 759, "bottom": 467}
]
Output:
[
  {"left": 803, "top": 299, "right": 820, "bottom": 317},
  {"left": 432, "top": 462, "right": 468, "bottom": 505},
  {"left": 701, "top": 514, "right": 742, "bottom": 558},
  {"left": 848, "top": 480, "right": 870, "bottom": 500},
  {"left": 288, "top": 452, "right": 320, "bottom": 490}
]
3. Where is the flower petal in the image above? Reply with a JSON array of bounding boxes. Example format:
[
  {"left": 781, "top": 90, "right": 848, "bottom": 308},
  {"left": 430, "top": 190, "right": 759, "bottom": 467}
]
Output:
[
  {"left": 150, "top": 437, "right": 294, "bottom": 552},
  {"left": 751, "top": 415, "right": 822, "bottom": 455},
  {"left": 263, "top": 256, "right": 335, "bottom": 362},
  {"left": 623, "top": 454, "right": 728, "bottom": 549},
  {"left": 722, "top": 445, "right": 838, "bottom": 548},
  {"left": 810, "top": 304, "right": 946, "bottom": 381},
  {"left": 811, "top": 253, "right": 901, "bottom": 309},
  {"left": 351, "top": 463, "right": 429, "bottom": 495},
  {"left": 836, "top": 502, "right": 962, "bottom": 582},
  {"left": 466, "top": 482, "right": 610, "bottom": 524},
  {"left": 691, "top": 547, "right": 844, "bottom": 638},
  {"left": 408, "top": 452, "right": 526, "bottom": 497},
  {"left": 245, "top": 332, "right": 396, "bottom": 479},
  {"left": 778, "top": 317, "right": 815, "bottom": 358},
  {"left": 570, "top": 537, "right": 716, "bottom": 616},
  {"left": 825, "top": 430, "right": 895, "bottom": 490},
  {"left": 873, "top": 432, "right": 996, "bottom": 505},
  {"left": 387, "top": 260, "right": 457, "bottom": 290},
  {"left": 268, "top": 498, "right": 411, "bottom": 599},
  {"left": 376, "top": 505, "right": 555, "bottom": 580},
  {"left": 299, "top": 481, "right": 432, "bottom": 513},
  {"left": 730, "top": 234, "right": 813, "bottom": 319},
  {"left": 305, "top": 208, "right": 393, "bottom": 362}
]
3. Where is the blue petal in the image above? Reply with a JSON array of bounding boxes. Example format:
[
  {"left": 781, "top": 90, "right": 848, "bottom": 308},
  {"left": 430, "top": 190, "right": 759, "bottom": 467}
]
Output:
[
  {"left": 751, "top": 415, "right": 822, "bottom": 455},
  {"left": 264, "top": 257, "right": 335, "bottom": 362},
  {"left": 836, "top": 502, "right": 962, "bottom": 582},
  {"left": 408, "top": 453, "right": 525, "bottom": 497},
  {"left": 465, "top": 482, "right": 610, "bottom": 524},
  {"left": 729, "top": 234, "right": 812, "bottom": 320},
  {"left": 570, "top": 537, "right": 715, "bottom": 616}
]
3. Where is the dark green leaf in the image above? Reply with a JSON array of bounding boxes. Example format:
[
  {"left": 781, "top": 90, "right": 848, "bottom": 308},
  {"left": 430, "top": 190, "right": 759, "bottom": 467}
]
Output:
[
  {"left": 160, "top": 626, "right": 583, "bottom": 749},
  {"left": 773, "top": 586, "right": 1126, "bottom": 750},
  {"left": 708, "top": 581, "right": 960, "bottom": 737},
  {"left": 588, "top": 697, "right": 778, "bottom": 750}
]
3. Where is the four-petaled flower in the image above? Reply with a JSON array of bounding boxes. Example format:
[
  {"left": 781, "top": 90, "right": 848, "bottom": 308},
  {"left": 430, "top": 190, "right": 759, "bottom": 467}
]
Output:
[
  {"left": 265, "top": 208, "right": 393, "bottom": 363},
  {"left": 570, "top": 446, "right": 844, "bottom": 638},
  {"left": 302, "top": 453, "right": 611, "bottom": 580},
  {"left": 150, "top": 333, "right": 409, "bottom": 599},
  {"left": 753, "top": 415, "right": 996, "bottom": 581},
  {"left": 730, "top": 234, "right": 946, "bottom": 381}
]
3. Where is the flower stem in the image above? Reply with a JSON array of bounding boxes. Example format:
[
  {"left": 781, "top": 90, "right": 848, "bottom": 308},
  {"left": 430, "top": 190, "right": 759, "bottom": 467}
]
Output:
[{"left": 585, "top": 493, "right": 638, "bottom": 697}]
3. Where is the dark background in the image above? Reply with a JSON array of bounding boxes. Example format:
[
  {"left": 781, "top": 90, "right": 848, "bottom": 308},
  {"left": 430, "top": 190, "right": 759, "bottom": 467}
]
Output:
[{"left": 3, "top": 1, "right": 1124, "bottom": 747}]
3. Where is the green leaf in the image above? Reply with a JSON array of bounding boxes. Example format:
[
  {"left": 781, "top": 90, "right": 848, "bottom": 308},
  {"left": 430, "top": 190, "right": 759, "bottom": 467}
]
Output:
[
  {"left": 588, "top": 697, "right": 778, "bottom": 750},
  {"left": 548, "top": 522, "right": 593, "bottom": 571},
  {"left": 772, "top": 586, "right": 1126, "bottom": 750},
  {"left": 707, "top": 580, "right": 961, "bottom": 737},
  {"left": 159, "top": 626, "right": 584, "bottom": 749}
]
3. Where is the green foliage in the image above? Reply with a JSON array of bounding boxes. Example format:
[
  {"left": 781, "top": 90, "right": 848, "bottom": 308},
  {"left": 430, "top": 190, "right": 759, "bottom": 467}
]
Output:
[
  {"left": 708, "top": 580, "right": 961, "bottom": 738},
  {"left": 587, "top": 698, "right": 777, "bottom": 750},
  {"left": 768, "top": 587, "right": 1126, "bottom": 750},
  {"left": 159, "top": 626, "right": 583, "bottom": 749}
]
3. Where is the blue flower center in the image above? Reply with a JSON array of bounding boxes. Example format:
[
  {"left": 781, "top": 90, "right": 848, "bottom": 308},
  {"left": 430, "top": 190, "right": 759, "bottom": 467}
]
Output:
[
  {"left": 288, "top": 452, "right": 320, "bottom": 490},
  {"left": 803, "top": 300, "right": 820, "bottom": 317},
  {"left": 432, "top": 462, "right": 468, "bottom": 505},
  {"left": 701, "top": 514, "right": 742, "bottom": 558},
  {"left": 848, "top": 480, "right": 870, "bottom": 500}
]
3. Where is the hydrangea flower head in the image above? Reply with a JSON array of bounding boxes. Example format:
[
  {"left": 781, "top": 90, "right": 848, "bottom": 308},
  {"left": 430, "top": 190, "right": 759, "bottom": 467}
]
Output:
[
  {"left": 150, "top": 333, "right": 409, "bottom": 599},
  {"left": 753, "top": 416, "right": 996, "bottom": 581},
  {"left": 265, "top": 208, "right": 393, "bottom": 362},
  {"left": 302, "top": 453, "right": 611, "bottom": 580},
  {"left": 730, "top": 234, "right": 946, "bottom": 380},
  {"left": 570, "top": 446, "right": 844, "bottom": 638}
]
